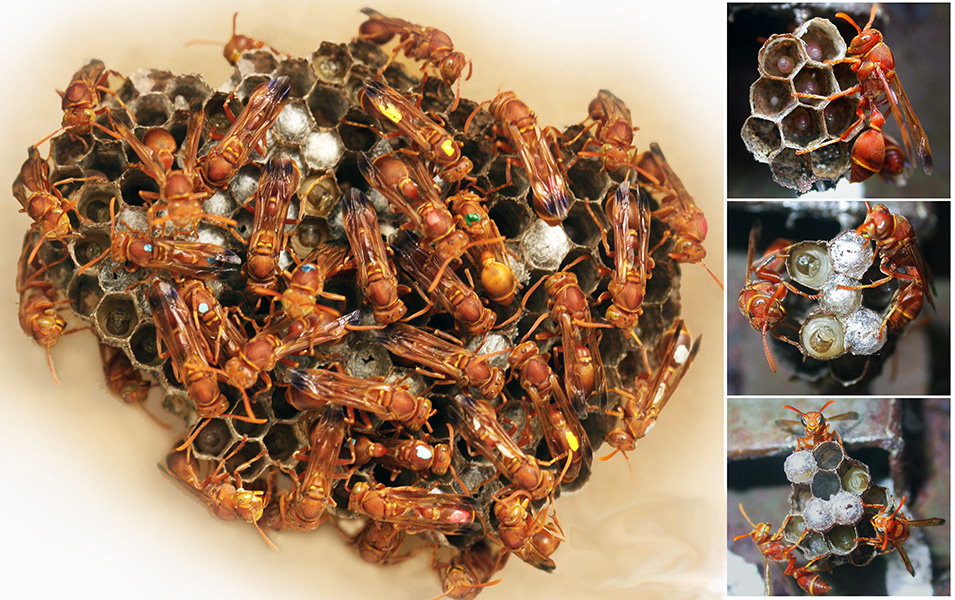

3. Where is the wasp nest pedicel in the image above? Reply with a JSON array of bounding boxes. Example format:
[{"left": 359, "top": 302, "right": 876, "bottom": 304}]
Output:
[{"left": 15, "top": 10, "right": 710, "bottom": 599}]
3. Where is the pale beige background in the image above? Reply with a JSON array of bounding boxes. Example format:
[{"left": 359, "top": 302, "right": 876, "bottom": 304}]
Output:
[{"left": 0, "top": 1, "right": 724, "bottom": 599}]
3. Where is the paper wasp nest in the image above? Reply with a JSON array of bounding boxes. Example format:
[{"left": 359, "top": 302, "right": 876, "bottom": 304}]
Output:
[
  {"left": 784, "top": 440, "right": 884, "bottom": 567},
  {"left": 741, "top": 18, "right": 862, "bottom": 193},
  {"left": 16, "top": 24, "right": 696, "bottom": 596},
  {"left": 750, "top": 225, "right": 891, "bottom": 388}
]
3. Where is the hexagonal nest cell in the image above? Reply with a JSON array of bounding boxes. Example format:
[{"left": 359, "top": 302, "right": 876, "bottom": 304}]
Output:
[{"left": 13, "top": 10, "right": 712, "bottom": 599}]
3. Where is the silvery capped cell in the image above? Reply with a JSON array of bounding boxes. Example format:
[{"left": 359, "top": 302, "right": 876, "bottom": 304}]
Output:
[
  {"left": 468, "top": 333, "right": 512, "bottom": 371},
  {"left": 507, "top": 245, "right": 531, "bottom": 286},
  {"left": 785, "top": 449, "right": 816, "bottom": 484},
  {"left": 819, "top": 273, "right": 863, "bottom": 318},
  {"left": 845, "top": 307, "right": 887, "bottom": 355},
  {"left": 803, "top": 497, "right": 836, "bottom": 532},
  {"left": 272, "top": 102, "right": 312, "bottom": 142},
  {"left": 196, "top": 225, "right": 228, "bottom": 246},
  {"left": 828, "top": 230, "right": 874, "bottom": 279},
  {"left": 521, "top": 219, "right": 572, "bottom": 271},
  {"left": 303, "top": 131, "right": 344, "bottom": 170},
  {"left": 227, "top": 169, "right": 260, "bottom": 205},
  {"left": 201, "top": 191, "right": 235, "bottom": 221},
  {"left": 831, "top": 490, "right": 864, "bottom": 526}
]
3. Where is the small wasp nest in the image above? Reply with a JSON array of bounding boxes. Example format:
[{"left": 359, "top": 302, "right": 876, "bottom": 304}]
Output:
[
  {"left": 737, "top": 202, "right": 929, "bottom": 388},
  {"left": 15, "top": 9, "right": 713, "bottom": 599},
  {"left": 772, "top": 405, "right": 910, "bottom": 575},
  {"left": 742, "top": 18, "right": 858, "bottom": 193}
]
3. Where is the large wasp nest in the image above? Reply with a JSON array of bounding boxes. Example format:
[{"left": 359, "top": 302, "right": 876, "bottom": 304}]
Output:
[{"left": 15, "top": 10, "right": 710, "bottom": 599}]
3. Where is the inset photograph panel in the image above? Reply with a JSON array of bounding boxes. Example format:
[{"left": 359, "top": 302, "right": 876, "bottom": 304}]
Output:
[
  {"left": 728, "top": 3, "right": 950, "bottom": 197},
  {"left": 728, "top": 200, "right": 949, "bottom": 395},
  {"left": 728, "top": 398, "right": 950, "bottom": 595}
]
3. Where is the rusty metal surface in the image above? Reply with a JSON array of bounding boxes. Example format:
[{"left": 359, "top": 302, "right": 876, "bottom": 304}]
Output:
[{"left": 728, "top": 398, "right": 901, "bottom": 460}]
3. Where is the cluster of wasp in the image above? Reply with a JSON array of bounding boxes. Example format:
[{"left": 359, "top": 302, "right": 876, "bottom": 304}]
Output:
[
  {"left": 738, "top": 200, "right": 934, "bottom": 385},
  {"left": 733, "top": 401, "right": 945, "bottom": 595},
  {"left": 14, "top": 8, "right": 715, "bottom": 599},
  {"left": 742, "top": 4, "right": 932, "bottom": 193}
]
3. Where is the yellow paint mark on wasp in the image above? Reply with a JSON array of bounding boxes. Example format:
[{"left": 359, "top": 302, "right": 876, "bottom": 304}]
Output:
[
  {"left": 565, "top": 431, "right": 579, "bottom": 452},
  {"left": 379, "top": 101, "right": 403, "bottom": 124},
  {"left": 439, "top": 139, "right": 456, "bottom": 157}
]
